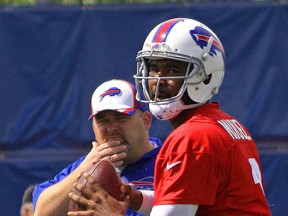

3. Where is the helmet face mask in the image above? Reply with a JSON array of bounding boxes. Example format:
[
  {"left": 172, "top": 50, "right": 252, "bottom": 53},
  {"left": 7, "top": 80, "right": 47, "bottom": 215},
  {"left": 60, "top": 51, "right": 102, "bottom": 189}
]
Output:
[
  {"left": 135, "top": 52, "right": 205, "bottom": 104},
  {"left": 134, "top": 18, "right": 225, "bottom": 120}
]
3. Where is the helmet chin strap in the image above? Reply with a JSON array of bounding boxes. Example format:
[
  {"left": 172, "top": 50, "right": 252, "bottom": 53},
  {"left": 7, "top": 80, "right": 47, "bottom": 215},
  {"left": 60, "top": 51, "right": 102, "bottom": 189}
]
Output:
[
  {"left": 149, "top": 100, "right": 204, "bottom": 120},
  {"left": 149, "top": 82, "right": 216, "bottom": 120}
]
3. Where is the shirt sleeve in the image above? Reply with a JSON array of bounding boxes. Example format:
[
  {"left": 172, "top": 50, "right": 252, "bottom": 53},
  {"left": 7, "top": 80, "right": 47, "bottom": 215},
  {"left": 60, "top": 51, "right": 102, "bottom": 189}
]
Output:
[
  {"left": 150, "top": 204, "right": 198, "bottom": 216},
  {"left": 137, "top": 190, "right": 154, "bottom": 215},
  {"left": 154, "top": 126, "right": 227, "bottom": 206},
  {"left": 32, "top": 156, "right": 85, "bottom": 207}
]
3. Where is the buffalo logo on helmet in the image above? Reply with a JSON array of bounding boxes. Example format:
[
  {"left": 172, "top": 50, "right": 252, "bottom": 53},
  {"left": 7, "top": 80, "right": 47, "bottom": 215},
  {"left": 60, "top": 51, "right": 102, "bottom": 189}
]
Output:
[
  {"left": 99, "top": 87, "right": 121, "bottom": 101},
  {"left": 190, "top": 26, "right": 225, "bottom": 57}
]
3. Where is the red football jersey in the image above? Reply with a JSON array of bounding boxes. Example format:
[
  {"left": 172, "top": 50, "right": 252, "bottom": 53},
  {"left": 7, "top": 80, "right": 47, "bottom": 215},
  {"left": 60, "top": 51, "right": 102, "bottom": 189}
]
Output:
[{"left": 154, "top": 103, "right": 271, "bottom": 215}]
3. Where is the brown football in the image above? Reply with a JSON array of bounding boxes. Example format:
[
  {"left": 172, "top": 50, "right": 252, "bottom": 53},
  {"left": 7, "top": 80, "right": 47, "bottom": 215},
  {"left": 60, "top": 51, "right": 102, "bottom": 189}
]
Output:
[{"left": 68, "top": 159, "right": 122, "bottom": 211}]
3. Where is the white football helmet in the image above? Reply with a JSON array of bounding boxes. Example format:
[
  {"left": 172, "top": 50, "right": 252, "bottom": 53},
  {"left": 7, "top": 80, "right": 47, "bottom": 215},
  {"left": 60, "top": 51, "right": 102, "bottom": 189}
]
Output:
[{"left": 134, "top": 18, "right": 225, "bottom": 120}]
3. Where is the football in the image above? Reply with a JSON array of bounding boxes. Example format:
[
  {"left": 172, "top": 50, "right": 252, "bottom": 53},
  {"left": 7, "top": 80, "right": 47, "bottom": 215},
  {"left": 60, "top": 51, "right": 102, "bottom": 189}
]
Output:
[{"left": 69, "top": 159, "right": 122, "bottom": 211}]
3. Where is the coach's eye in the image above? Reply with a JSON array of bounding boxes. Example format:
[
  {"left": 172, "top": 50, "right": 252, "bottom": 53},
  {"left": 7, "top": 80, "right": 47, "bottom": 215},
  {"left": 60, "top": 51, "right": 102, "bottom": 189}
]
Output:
[
  {"left": 96, "top": 118, "right": 109, "bottom": 125},
  {"left": 116, "top": 115, "right": 129, "bottom": 122}
]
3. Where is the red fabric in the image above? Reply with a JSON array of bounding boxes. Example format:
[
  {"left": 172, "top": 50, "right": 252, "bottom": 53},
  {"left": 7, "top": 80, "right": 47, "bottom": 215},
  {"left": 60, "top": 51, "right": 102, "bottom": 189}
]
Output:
[{"left": 154, "top": 103, "right": 271, "bottom": 215}]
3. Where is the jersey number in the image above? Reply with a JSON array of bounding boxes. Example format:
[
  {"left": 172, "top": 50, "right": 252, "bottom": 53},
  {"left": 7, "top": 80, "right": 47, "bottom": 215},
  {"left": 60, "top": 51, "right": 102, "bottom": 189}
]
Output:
[{"left": 248, "top": 158, "right": 264, "bottom": 194}]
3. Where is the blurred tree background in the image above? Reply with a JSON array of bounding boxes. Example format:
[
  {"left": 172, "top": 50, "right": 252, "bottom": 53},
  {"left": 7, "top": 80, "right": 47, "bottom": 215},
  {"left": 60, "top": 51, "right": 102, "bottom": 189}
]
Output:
[{"left": 0, "top": 0, "right": 287, "bottom": 6}]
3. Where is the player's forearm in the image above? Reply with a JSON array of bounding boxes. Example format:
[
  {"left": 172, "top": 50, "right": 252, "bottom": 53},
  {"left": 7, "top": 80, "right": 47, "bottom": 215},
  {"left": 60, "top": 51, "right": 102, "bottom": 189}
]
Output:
[{"left": 33, "top": 168, "right": 85, "bottom": 216}]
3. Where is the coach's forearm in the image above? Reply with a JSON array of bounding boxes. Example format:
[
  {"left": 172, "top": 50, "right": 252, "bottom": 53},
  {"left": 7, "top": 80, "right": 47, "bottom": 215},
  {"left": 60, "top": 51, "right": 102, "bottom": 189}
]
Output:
[{"left": 33, "top": 167, "right": 85, "bottom": 216}]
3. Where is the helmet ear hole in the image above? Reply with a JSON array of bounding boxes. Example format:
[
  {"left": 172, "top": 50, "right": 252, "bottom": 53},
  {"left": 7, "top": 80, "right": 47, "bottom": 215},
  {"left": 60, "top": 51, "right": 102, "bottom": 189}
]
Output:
[{"left": 203, "top": 74, "right": 212, "bottom": 85}]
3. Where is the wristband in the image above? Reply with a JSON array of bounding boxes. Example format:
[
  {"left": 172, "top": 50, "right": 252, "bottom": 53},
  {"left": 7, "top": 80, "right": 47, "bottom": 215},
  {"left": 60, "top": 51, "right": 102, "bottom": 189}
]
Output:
[{"left": 137, "top": 190, "right": 154, "bottom": 215}]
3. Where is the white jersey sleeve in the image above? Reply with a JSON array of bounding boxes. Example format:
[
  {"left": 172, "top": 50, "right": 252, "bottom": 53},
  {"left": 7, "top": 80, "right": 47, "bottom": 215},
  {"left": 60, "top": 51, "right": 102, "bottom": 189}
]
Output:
[
  {"left": 137, "top": 190, "right": 154, "bottom": 216},
  {"left": 150, "top": 204, "right": 199, "bottom": 216}
]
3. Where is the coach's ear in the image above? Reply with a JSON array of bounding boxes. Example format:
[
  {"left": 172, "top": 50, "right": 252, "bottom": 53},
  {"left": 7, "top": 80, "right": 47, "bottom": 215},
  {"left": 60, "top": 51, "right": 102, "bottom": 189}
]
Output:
[{"left": 143, "top": 111, "right": 152, "bottom": 130}]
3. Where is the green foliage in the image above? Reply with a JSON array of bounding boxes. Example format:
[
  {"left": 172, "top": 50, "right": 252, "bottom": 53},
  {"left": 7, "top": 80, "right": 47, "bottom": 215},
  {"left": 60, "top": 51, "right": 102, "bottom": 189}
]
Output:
[{"left": 1, "top": 0, "right": 36, "bottom": 6}]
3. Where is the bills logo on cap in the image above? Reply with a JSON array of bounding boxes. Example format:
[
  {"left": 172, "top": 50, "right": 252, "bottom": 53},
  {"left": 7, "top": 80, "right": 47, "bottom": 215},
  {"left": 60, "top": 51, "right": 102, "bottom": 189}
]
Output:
[
  {"left": 99, "top": 87, "right": 121, "bottom": 101},
  {"left": 190, "top": 26, "right": 225, "bottom": 57}
]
